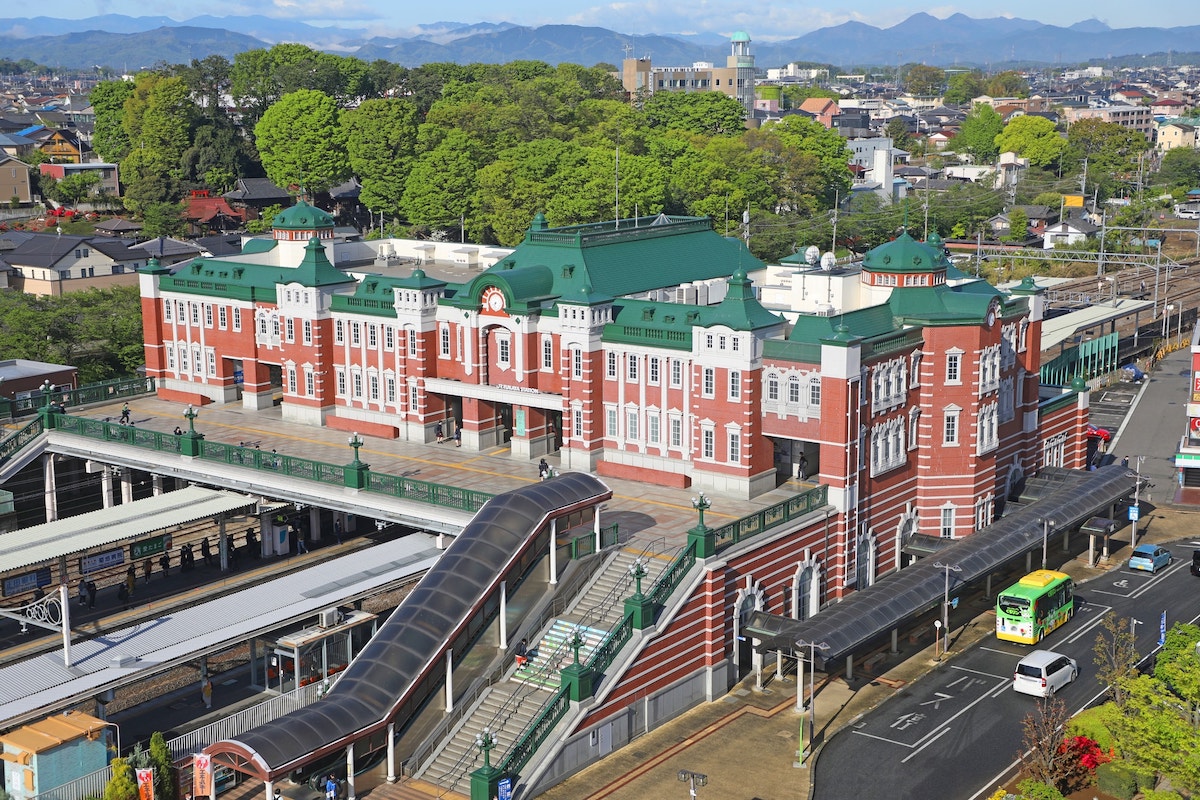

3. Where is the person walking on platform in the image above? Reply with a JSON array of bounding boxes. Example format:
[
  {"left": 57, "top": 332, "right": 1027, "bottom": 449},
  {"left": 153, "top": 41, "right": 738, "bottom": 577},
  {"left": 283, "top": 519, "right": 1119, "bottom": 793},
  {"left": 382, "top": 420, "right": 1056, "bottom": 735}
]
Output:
[
  {"left": 125, "top": 566, "right": 136, "bottom": 597},
  {"left": 435, "top": 420, "right": 444, "bottom": 443},
  {"left": 325, "top": 775, "right": 339, "bottom": 800},
  {"left": 119, "top": 402, "right": 131, "bottom": 424},
  {"left": 201, "top": 537, "right": 212, "bottom": 566},
  {"left": 143, "top": 559, "right": 151, "bottom": 584},
  {"left": 159, "top": 552, "right": 169, "bottom": 576},
  {"left": 86, "top": 580, "right": 97, "bottom": 609},
  {"left": 200, "top": 677, "right": 213, "bottom": 710},
  {"left": 117, "top": 582, "right": 130, "bottom": 610},
  {"left": 77, "top": 578, "right": 87, "bottom": 607}
]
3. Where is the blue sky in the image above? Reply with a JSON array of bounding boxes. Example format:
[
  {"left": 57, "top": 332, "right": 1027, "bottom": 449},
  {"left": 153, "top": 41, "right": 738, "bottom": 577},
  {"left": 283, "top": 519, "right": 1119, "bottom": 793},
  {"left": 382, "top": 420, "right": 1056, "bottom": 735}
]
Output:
[{"left": 70, "top": 1, "right": 1200, "bottom": 40}]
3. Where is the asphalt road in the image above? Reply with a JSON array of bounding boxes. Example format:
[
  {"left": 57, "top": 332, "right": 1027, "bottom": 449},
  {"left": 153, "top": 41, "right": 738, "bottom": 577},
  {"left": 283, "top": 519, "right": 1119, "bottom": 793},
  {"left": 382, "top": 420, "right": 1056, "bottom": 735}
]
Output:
[
  {"left": 814, "top": 345, "right": 1200, "bottom": 800},
  {"left": 813, "top": 553, "right": 1200, "bottom": 800}
]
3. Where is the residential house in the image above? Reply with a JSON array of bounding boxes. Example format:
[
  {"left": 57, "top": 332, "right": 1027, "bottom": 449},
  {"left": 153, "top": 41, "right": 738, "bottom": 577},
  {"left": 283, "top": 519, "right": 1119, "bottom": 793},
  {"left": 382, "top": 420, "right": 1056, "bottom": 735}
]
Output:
[
  {"left": 1156, "top": 121, "right": 1197, "bottom": 152},
  {"left": 0, "top": 132, "right": 36, "bottom": 160},
  {"left": 1043, "top": 215, "right": 1099, "bottom": 250},
  {"left": 19, "top": 126, "right": 84, "bottom": 163},
  {"left": 4, "top": 233, "right": 149, "bottom": 296},
  {"left": 183, "top": 190, "right": 246, "bottom": 236},
  {"left": 39, "top": 163, "right": 119, "bottom": 200},
  {"left": 1061, "top": 105, "right": 1154, "bottom": 139},
  {"left": 0, "top": 154, "right": 34, "bottom": 205},
  {"left": 797, "top": 97, "right": 839, "bottom": 128},
  {"left": 223, "top": 177, "right": 292, "bottom": 221}
]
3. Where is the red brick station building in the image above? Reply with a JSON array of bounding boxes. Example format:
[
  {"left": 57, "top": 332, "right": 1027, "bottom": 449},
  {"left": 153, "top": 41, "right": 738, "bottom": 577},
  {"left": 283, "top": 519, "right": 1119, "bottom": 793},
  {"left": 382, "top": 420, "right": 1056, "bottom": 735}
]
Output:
[{"left": 139, "top": 203, "right": 1088, "bottom": 602}]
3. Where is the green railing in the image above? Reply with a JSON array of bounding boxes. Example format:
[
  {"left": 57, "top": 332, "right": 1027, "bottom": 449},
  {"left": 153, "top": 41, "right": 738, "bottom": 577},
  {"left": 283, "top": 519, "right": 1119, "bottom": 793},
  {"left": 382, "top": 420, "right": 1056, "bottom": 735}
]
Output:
[
  {"left": 198, "top": 441, "right": 347, "bottom": 486},
  {"left": 0, "top": 417, "right": 44, "bottom": 467},
  {"left": 54, "top": 414, "right": 174, "bottom": 450},
  {"left": 711, "top": 483, "right": 828, "bottom": 552},
  {"left": 567, "top": 522, "right": 620, "bottom": 559},
  {"left": 647, "top": 541, "right": 697, "bottom": 610},
  {"left": 364, "top": 472, "right": 492, "bottom": 512},
  {"left": 585, "top": 612, "right": 634, "bottom": 675},
  {"left": 498, "top": 685, "right": 572, "bottom": 777},
  {"left": 3, "top": 376, "right": 153, "bottom": 419}
]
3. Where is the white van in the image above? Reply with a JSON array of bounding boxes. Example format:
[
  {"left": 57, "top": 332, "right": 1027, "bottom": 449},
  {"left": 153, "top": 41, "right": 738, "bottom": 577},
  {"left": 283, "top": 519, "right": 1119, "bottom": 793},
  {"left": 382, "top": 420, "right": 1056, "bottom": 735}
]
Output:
[
  {"left": 1174, "top": 204, "right": 1200, "bottom": 220},
  {"left": 1013, "top": 649, "right": 1078, "bottom": 697}
]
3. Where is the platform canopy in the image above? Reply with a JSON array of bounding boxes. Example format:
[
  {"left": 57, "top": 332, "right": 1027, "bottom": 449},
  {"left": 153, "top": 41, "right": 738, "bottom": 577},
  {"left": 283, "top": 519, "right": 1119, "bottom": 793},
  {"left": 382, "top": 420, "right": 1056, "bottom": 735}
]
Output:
[{"left": 0, "top": 486, "right": 257, "bottom": 573}]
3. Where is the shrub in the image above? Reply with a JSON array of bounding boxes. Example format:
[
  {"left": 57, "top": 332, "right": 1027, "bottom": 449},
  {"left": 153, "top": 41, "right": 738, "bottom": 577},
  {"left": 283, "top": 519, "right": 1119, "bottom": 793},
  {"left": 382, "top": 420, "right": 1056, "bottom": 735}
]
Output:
[
  {"left": 1015, "top": 778, "right": 1063, "bottom": 800},
  {"left": 1096, "top": 762, "right": 1137, "bottom": 800},
  {"left": 1066, "top": 705, "right": 1119, "bottom": 751},
  {"left": 1142, "top": 790, "right": 1182, "bottom": 800},
  {"left": 1057, "top": 735, "right": 1111, "bottom": 792}
]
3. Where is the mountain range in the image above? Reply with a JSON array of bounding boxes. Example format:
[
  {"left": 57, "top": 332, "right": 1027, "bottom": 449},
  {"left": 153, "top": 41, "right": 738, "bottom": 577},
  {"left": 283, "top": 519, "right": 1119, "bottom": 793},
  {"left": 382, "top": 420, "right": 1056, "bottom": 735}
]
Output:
[{"left": 1, "top": 13, "right": 1199, "bottom": 72}]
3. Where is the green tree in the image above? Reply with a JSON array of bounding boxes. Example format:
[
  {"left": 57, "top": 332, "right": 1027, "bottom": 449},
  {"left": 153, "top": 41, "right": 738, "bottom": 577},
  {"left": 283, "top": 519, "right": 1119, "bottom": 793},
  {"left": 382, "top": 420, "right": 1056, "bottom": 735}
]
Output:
[
  {"left": 903, "top": 64, "right": 945, "bottom": 96},
  {"left": 1004, "top": 207, "right": 1030, "bottom": 242},
  {"left": 884, "top": 117, "right": 913, "bottom": 152},
  {"left": 1158, "top": 147, "right": 1200, "bottom": 189},
  {"left": 140, "top": 202, "right": 186, "bottom": 238},
  {"left": 400, "top": 129, "right": 482, "bottom": 235},
  {"left": 254, "top": 89, "right": 349, "bottom": 196},
  {"left": 91, "top": 80, "right": 135, "bottom": 164},
  {"left": 103, "top": 757, "right": 138, "bottom": 800},
  {"left": 1116, "top": 674, "right": 1200, "bottom": 792},
  {"left": 958, "top": 103, "right": 1004, "bottom": 163},
  {"left": 1068, "top": 118, "right": 1150, "bottom": 178},
  {"left": 148, "top": 732, "right": 176, "bottom": 800},
  {"left": 995, "top": 115, "right": 1068, "bottom": 168},
  {"left": 48, "top": 171, "right": 101, "bottom": 207},
  {"left": 121, "top": 75, "right": 194, "bottom": 214},
  {"left": 986, "top": 70, "right": 1030, "bottom": 98},
  {"left": 643, "top": 92, "right": 746, "bottom": 136},
  {"left": 746, "top": 115, "right": 851, "bottom": 213},
  {"left": 174, "top": 54, "right": 231, "bottom": 121},
  {"left": 342, "top": 98, "right": 420, "bottom": 216},
  {"left": 1155, "top": 622, "right": 1200, "bottom": 711},
  {"left": 665, "top": 135, "right": 775, "bottom": 221},
  {"left": 943, "top": 71, "right": 986, "bottom": 105}
]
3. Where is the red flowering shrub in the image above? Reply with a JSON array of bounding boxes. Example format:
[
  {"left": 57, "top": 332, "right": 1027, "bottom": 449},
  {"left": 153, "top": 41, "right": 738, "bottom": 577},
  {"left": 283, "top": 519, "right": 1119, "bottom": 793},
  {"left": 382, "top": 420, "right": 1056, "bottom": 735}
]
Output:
[{"left": 1057, "top": 735, "right": 1111, "bottom": 792}]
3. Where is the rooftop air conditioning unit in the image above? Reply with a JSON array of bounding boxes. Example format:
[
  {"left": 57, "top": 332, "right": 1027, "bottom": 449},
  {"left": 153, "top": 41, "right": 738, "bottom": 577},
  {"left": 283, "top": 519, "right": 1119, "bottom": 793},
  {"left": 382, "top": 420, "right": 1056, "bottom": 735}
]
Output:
[{"left": 318, "top": 608, "right": 340, "bottom": 628}]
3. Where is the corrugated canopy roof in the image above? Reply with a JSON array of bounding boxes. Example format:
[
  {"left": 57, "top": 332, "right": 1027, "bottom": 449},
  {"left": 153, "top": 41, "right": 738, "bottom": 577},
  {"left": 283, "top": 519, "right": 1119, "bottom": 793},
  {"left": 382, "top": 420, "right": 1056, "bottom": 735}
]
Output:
[
  {"left": 746, "top": 465, "right": 1135, "bottom": 667},
  {"left": 0, "top": 486, "right": 257, "bottom": 573}
]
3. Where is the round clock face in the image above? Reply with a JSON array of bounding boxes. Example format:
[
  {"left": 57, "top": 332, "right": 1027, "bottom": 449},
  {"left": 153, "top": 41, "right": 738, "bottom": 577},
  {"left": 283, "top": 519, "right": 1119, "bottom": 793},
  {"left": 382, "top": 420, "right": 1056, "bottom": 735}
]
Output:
[
  {"left": 484, "top": 288, "right": 505, "bottom": 312},
  {"left": 987, "top": 309, "right": 996, "bottom": 327}
]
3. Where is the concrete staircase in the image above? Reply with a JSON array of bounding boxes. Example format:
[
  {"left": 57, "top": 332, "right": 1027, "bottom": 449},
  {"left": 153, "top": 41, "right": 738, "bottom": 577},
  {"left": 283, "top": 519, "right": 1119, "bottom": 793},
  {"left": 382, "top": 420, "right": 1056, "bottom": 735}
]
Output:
[{"left": 414, "top": 544, "right": 675, "bottom": 796}]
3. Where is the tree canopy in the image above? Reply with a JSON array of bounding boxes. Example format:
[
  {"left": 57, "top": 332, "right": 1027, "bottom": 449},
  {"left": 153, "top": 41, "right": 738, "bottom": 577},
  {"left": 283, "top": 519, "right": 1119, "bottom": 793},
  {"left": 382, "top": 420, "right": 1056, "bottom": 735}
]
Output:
[
  {"left": 958, "top": 103, "right": 1004, "bottom": 163},
  {"left": 995, "top": 115, "right": 1068, "bottom": 168},
  {"left": 254, "top": 89, "right": 350, "bottom": 195}
]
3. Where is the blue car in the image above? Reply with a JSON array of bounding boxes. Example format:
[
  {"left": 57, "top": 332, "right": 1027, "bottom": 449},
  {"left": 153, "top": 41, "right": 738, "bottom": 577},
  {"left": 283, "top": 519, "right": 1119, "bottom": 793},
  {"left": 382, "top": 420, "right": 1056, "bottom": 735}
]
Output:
[{"left": 1128, "top": 544, "right": 1172, "bottom": 574}]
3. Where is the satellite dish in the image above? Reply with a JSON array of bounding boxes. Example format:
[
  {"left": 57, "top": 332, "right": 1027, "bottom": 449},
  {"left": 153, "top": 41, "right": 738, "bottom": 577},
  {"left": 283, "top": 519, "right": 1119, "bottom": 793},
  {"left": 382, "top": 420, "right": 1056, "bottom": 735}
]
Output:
[
  {"left": 804, "top": 245, "right": 820, "bottom": 266},
  {"left": 820, "top": 252, "right": 837, "bottom": 272}
]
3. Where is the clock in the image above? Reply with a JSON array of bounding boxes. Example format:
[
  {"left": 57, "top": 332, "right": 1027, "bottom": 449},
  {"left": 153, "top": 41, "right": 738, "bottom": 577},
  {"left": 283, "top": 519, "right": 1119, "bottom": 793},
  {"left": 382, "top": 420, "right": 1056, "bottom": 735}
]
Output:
[
  {"left": 986, "top": 300, "right": 999, "bottom": 328},
  {"left": 482, "top": 287, "right": 505, "bottom": 313}
]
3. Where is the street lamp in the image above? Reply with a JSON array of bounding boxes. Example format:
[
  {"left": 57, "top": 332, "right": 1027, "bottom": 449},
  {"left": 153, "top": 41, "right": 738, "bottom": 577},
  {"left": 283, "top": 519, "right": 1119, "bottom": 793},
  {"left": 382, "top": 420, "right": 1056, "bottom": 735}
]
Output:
[
  {"left": 474, "top": 728, "right": 495, "bottom": 771},
  {"left": 1105, "top": 275, "right": 1117, "bottom": 303},
  {"left": 1164, "top": 304, "right": 1175, "bottom": 339},
  {"left": 94, "top": 720, "right": 121, "bottom": 756},
  {"left": 1039, "top": 517, "right": 1056, "bottom": 571},
  {"left": 629, "top": 557, "right": 648, "bottom": 599},
  {"left": 795, "top": 639, "right": 829, "bottom": 766},
  {"left": 932, "top": 562, "right": 963, "bottom": 660},
  {"left": 690, "top": 492, "right": 711, "bottom": 530},
  {"left": 677, "top": 769, "right": 708, "bottom": 798},
  {"left": 348, "top": 432, "right": 364, "bottom": 466},
  {"left": 183, "top": 404, "right": 199, "bottom": 435},
  {"left": 41, "top": 379, "right": 52, "bottom": 408}
]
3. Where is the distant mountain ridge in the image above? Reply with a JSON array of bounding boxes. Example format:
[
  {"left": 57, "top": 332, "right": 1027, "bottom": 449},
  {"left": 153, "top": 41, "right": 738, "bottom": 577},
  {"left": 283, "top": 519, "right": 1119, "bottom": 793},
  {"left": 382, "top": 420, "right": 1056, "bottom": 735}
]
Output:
[{"left": 1, "top": 13, "right": 1198, "bottom": 71}]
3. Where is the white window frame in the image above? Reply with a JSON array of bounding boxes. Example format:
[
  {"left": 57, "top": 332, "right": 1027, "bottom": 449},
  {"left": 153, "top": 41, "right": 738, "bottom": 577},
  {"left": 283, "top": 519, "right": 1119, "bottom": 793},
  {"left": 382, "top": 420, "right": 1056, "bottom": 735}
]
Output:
[
  {"left": 728, "top": 370, "right": 741, "bottom": 400},
  {"left": 943, "top": 406, "right": 961, "bottom": 445},
  {"left": 542, "top": 337, "right": 553, "bottom": 370},
  {"left": 702, "top": 368, "right": 715, "bottom": 398},
  {"left": 945, "top": 349, "right": 963, "bottom": 385},
  {"left": 606, "top": 351, "right": 618, "bottom": 379},
  {"left": 440, "top": 324, "right": 450, "bottom": 357},
  {"left": 940, "top": 505, "right": 956, "bottom": 538}
]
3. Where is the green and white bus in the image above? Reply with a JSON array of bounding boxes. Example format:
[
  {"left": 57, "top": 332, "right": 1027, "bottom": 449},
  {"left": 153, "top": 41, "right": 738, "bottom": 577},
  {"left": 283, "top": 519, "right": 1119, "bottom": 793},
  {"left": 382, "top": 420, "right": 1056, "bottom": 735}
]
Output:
[{"left": 995, "top": 569, "right": 1075, "bottom": 644}]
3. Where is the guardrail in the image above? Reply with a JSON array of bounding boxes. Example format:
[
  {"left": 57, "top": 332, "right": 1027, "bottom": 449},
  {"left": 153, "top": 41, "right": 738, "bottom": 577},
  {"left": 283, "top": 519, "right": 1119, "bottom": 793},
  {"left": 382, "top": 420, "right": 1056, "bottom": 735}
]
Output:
[
  {"left": 0, "top": 417, "right": 44, "bottom": 468},
  {"left": 711, "top": 483, "right": 828, "bottom": 552},
  {"left": 3, "top": 376, "right": 154, "bottom": 420}
]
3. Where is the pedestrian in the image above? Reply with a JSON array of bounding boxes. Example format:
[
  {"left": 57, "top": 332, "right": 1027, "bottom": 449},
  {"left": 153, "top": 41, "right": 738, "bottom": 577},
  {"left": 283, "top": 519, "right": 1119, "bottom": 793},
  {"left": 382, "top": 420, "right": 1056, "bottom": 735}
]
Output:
[
  {"left": 125, "top": 566, "right": 136, "bottom": 596},
  {"left": 515, "top": 637, "right": 529, "bottom": 668},
  {"left": 86, "top": 580, "right": 97, "bottom": 608},
  {"left": 32, "top": 586, "right": 45, "bottom": 602},
  {"left": 77, "top": 578, "right": 87, "bottom": 607},
  {"left": 159, "top": 552, "right": 170, "bottom": 576},
  {"left": 295, "top": 526, "right": 308, "bottom": 554},
  {"left": 1122, "top": 455, "right": 1130, "bottom": 469},
  {"left": 1141, "top": 280, "right": 1147, "bottom": 294},
  {"left": 143, "top": 558, "right": 151, "bottom": 584},
  {"left": 538, "top": 458, "right": 549, "bottom": 481},
  {"left": 334, "top": 520, "right": 342, "bottom": 545},
  {"left": 435, "top": 421, "right": 444, "bottom": 443},
  {"left": 117, "top": 582, "right": 130, "bottom": 610},
  {"left": 201, "top": 537, "right": 212, "bottom": 566},
  {"left": 200, "top": 677, "right": 213, "bottom": 709},
  {"left": 119, "top": 402, "right": 130, "bottom": 424},
  {"left": 173, "top": 426, "right": 183, "bottom": 436},
  {"left": 454, "top": 426, "right": 462, "bottom": 447},
  {"left": 325, "top": 775, "right": 339, "bottom": 800},
  {"left": 798, "top": 454, "right": 809, "bottom": 481}
]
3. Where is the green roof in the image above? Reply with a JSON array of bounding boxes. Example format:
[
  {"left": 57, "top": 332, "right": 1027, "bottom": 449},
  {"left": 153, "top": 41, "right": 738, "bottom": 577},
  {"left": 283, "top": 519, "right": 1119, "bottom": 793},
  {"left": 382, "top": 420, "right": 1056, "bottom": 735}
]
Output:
[
  {"left": 862, "top": 231, "right": 949, "bottom": 274},
  {"left": 272, "top": 200, "right": 333, "bottom": 231},
  {"left": 161, "top": 238, "right": 353, "bottom": 301},
  {"left": 705, "top": 268, "right": 784, "bottom": 331},
  {"left": 453, "top": 214, "right": 763, "bottom": 312}
]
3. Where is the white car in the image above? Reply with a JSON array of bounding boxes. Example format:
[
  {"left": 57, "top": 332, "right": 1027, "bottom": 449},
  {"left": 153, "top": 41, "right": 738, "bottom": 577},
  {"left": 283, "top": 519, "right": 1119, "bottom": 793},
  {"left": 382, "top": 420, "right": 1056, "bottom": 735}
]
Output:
[{"left": 1013, "top": 650, "right": 1078, "bottom": 697}]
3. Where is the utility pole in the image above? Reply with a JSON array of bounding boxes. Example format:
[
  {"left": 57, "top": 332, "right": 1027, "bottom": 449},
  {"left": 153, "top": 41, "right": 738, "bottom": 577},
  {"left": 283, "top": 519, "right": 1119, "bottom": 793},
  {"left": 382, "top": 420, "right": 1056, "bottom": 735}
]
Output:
[{"left": 831, "top": 189, "right": 839, "bottom": 255}]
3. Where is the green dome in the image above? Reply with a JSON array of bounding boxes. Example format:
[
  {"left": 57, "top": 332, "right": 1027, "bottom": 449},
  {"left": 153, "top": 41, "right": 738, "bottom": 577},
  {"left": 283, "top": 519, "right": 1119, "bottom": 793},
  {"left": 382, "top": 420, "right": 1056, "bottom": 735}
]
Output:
[
  {"left": 731, "top": 31, "right": 751, "bottom": 42},
  {"left": 273, "top": 200, "right": 334, "bottom": 231},
  {"left": 862, "top": 232, "right": 946, "bottom": 274}
]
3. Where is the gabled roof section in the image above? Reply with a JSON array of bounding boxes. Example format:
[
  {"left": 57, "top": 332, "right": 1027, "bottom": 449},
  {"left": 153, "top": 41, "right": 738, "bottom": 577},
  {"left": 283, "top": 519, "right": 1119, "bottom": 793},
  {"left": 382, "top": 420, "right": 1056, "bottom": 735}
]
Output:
[
  {"left": 161, "top": 239, "right": 353, "bottom": 302},
  {"left": 705, "top": 268, "right": 784, "bottom": 331},
  {"left": 788, "top": 304, "right": 898, "bottom": 343},
  {"left": 452, "top": 263, "right": 559, "bottom": 314}
]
